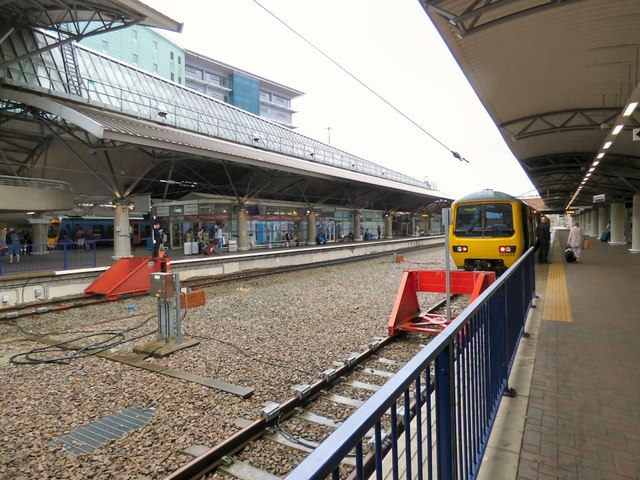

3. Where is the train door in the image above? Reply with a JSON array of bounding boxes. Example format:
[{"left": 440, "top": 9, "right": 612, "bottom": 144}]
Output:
[
  {"left": 131, "top": 222, "right": 141, "bottom": 245},
  {"left": 171, "top": 222, "right": 182, "bottom": 249},
  {"left": 256, "top": 222, "right": 266, "bottom": 244},
  {"left": 325, "top": 221, "right": 335, "bottom": 242}
]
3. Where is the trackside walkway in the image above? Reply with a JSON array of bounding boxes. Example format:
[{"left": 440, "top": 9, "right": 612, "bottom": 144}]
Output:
[{"left": 480, "top": 229, "right": 640, "bottom": 480}]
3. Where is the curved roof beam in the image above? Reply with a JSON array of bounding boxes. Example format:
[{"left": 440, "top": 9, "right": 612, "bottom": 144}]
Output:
[
  {"left": 501, "top": 107, "right": 622, "bottom": 140},
  {"left": 420, "top": 0, "right": 585, "bottom": 38}
]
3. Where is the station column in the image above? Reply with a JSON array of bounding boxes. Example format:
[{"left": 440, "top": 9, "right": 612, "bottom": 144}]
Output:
[
  {"left": 307, "top": 211, "right": 316, "bottom": 245},
  {"left": 385, "top": 214, "right": 393, "bottom": 239},
  {"left": 609, "top": 202, "right": 626, "bottom": 245},
  {"left": 237, "top": 207, "right": 249, "bottom": 252},
  {"left": 630, "top": 194, "right": 640, "bottom": 253},
  {"left": 354, "top": 212, "right": 362, "bottom": 241},
  {"left": 113, "top": 203, "right": 132, "bottom": 259},
  {"left": 590, "top": 209, "right": 599, "bottom": 237},
  {"left": 598, "top": 206, "right": 609, "bottom": 237},
  {"left": 28, "top": 213, "right": 49, "bottom": 255},
  {"left": 411, "top": 215, "right": 416, "bottom": 236}
]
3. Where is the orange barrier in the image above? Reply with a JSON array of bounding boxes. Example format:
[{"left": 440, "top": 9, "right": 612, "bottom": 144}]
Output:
[
  {"left": 387, "top": 270, "right": 495, "bottom": 336},
  {"left": 180, "top": 290, "right": 206, "bottom": 308},
  {"left": 85, "top": 257, "right": 171, "bottom": 300}
]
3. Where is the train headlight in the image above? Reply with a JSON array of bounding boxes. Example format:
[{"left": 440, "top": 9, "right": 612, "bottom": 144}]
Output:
[
  {"left": 453, "top": 245, "right": 468, "bottom": 253},
  {"left": 498, "top": 245, "right": 517, "bottom": 253}
]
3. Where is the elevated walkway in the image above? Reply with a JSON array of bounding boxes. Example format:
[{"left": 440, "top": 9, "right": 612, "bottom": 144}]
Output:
[
  {"left": 480, "top": 229, "right": 640, "bottom": 479},
  {"left": 0, "top": 175, "right": 72, "bottom": 212}
]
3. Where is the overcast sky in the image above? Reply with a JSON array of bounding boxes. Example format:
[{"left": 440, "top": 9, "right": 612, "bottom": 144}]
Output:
[{"left": 148, "top": 0, "right": 537, "bottom": 200}]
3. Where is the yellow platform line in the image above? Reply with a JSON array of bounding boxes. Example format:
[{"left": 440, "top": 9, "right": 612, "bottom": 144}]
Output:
[{"left": 542, "top": 264, "right": 573, "bottom": 322}]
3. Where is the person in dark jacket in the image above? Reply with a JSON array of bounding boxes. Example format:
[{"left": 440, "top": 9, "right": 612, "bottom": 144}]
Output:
[{"left": 536, "top": 216, "right": 551, "bottom": 263}]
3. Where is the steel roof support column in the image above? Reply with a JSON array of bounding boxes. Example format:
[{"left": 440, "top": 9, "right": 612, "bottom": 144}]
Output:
[
  {"left": 237, "top": 206, "right": 249, "bottom": 252},
  {"left": 306, "top": 211, "right": 316, "bottom": 246},
  {"left": 28, "top": 213, "right": 49, "bottom": 256},
  {"left": 630, "top": 194, "right": 640, "bottom": 253},
  {"left": 353, "top": 211, "right": 362, "bottom": 241},
  {"left": 113, "top": 202, "right": 133, "bottom": 260},
  {"left": 385, "top": 213, "right": 393, "bottom": 239}
]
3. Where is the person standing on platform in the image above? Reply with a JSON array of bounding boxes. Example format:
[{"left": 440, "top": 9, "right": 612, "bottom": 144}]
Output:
[
  {"left": 567, "top": 221, "right": 584, "bottom": 261},
  {"left": 8, "top": 227, "right": 22, "bottom": 263},
  {"left": 152, "top": 222, "right": 161, "bottom": 258},
  {"left": 536, "top": 216, "right": 551, "bottom": 263},
  {"left": 215, "top": 224, "right": 224, "bottom": 254},
  {"left": 377, "top": 224, "right": 382, "bottom": 239},
  {"left": 76, "top": 227, "right": 85, "bottom": 250}
]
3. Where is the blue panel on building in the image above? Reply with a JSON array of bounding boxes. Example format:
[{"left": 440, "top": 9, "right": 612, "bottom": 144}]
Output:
[{"left": 229, "top": 73, "right": 260, "bottom": 115}]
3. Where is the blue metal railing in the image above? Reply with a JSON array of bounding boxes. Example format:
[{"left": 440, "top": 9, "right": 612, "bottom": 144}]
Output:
[
  {"left": 0, "top": 242, "right": 97, "bottom": 276},
  {"left": 285, "top": 249, "right": 536, "bottom": 479}
]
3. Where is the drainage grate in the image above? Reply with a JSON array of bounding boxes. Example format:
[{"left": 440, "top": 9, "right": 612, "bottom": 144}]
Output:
[{"left": 49, "top": 406, "right": 155, "bottom": 455}]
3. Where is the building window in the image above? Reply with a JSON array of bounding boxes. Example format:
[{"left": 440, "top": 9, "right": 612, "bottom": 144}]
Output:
[
  {"left": 153, "top": 40, "right": 158, "bottom": 51},
  {"left": 260, "top": 90, "right": 271, "bottom": 102},
  {"left": 132, "top": 30, "right": 138, "bottom": 41},
  {"left": 170, "top": 51, "right": 174, "bottom": 61},
  {"left": 178, "top": 76, "right": 182, "bottom": 84},
  {"left": 186, "top": 66, "right": 200, "bottom": 79},
  {"left": 273, "top": 94, "right": 290, "bottom": 107},
  {"left": 153, "top": 63, "right": 158, "bottom": 73},
  {"left": 205, "top": 72, "right": 222, "bottom": 86},
  {"left": 132, "top": 53, "right": 138, "bottom": 64},
  {"left": 171, "top": 72, "right": 175, "bottom": 81},
  {"left": 178, "top": 56, "right": 182, "bottom": 65},
  {"left": 101, "top": 40, "right": 108, "bottom": 51}
]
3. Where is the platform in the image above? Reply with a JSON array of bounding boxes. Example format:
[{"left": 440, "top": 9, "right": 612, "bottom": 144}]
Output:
[{"left": 479, "top": 229, "right": 640, "bottom": 479}]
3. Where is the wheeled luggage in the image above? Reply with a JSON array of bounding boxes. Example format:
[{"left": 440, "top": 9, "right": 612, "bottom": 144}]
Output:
[{"left": 564, "top": 247, "right": 576, "bottom": 263}]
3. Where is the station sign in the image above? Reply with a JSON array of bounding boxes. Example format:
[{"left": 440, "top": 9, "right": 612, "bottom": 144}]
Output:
[
  {"left": 633, "top": 128, "right": 640, "bottom": 141},
  {"left": 593, "top": 194, "right": 606, "bottom": 203}
]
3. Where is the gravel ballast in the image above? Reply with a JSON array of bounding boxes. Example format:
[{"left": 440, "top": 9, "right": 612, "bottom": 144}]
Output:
[{"left": 0, "top": 248, "right": 449, "bottom": 479}]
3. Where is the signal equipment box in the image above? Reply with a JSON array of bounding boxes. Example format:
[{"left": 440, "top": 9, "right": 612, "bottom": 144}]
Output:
[{"left": 150, "top": 272, "right": 176, "bottom": 300}]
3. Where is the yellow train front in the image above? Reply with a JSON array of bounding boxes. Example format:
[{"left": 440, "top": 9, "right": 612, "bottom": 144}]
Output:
[{"left": 449, "top": 190, "right": 537, "bottom": 273}]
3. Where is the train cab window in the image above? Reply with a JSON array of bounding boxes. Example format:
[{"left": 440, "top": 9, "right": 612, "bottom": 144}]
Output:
[
  {"left": 47, "top": 223, "right": 60, "bottom": 237},
  {"left": 454, "top": 205, "right": 483, "bottom": 237},
  {"left": 455, "top": 203, "right": 515, "bottom": 238}
]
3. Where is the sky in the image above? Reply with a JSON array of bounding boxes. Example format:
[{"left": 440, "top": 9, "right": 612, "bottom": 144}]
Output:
[{"left": 147, "top": 0, "right": 537, "bottom": 200}]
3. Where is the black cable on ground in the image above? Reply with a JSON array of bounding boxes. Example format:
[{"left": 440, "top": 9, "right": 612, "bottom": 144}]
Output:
[
  {"left": 190, "top": 333, "right": 316, "bottom": 376},
  {"left": 10, "top": 316, "right": 156, "bottom": 365}
]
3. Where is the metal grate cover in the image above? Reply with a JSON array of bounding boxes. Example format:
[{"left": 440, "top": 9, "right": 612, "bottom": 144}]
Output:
[{"left": 49, "top": 406, "right": 155, "bottom": 455}]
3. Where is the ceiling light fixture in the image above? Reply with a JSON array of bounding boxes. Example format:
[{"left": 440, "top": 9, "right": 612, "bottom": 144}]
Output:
[
  {"left": 623, "top": 102, "right": 638, "bottom": 117},
  {"left": 612, "top": 124, "right": 624, "bottom": 135},
  {"left": 603, "top": 141, "right": 612, "bottom": 149}
]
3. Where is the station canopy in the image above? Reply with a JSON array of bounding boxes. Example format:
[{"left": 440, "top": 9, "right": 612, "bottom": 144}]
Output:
[
  {"left": 421, "top": 0, "right": 640, "bottom": 213},
  {"left": 0, "top": 5, "right": 447, "bottom": 215}
]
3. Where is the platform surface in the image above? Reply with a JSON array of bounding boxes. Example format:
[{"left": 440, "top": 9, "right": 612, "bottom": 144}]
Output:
[{"left": 480, "top": 229, "right": 640, "bottom": 480}]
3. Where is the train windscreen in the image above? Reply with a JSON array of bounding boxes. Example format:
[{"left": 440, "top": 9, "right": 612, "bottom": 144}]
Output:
[
  {"left": 47, "top": 222, "right": 60, "bottom": 238},
  {"left": 454, "top": 203, "right": 515, "bottom": 238}
]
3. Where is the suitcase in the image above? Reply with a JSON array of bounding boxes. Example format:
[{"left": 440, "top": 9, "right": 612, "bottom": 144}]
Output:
[{"left": 564, "top": 247, "right": 576, "bottom": 263}]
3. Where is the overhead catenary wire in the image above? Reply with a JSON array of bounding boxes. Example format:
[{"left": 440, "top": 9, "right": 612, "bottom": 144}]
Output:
[{"left": 252, "top": 0, "right": 469, "bottom": 164}]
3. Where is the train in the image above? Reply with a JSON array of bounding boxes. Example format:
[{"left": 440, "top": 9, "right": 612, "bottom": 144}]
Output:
[
  {"left": 449, "top": 189, "right": 538, "bottom": 273},
  {"left": 46, "top": 217, "right": 152, "bottom": 248}
]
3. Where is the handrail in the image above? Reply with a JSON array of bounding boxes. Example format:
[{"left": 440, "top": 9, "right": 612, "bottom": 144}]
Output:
[
  {"left": 0, "top": 175, "right": 72, "bottom": 192},
  {"left": 285, "top": 248, "right": 536, "bottom": 479}
]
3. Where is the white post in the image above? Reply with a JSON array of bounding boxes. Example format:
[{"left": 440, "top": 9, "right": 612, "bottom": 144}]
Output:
[
  {"left": 609, "top": 202, "right": 626, "bottom": 245},
  {"left": 630, "top": 194, "right": 640, "bottom": 253}
]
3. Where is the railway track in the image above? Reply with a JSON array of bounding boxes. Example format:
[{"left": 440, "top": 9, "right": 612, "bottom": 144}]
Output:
[
  {"left": 166, "top": 295, "right": 468, "bottom": 480},
  {"left": 1, "top": 249, "right": 417, "bottom": 322}
]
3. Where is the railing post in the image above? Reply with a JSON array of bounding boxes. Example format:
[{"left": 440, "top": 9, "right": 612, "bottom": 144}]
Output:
[
  {"left": 63, "top": 244, "right": 68, "bottom": 270},
  {"left": 435, "top": 341, "right": 457, "bottom": 480}
]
